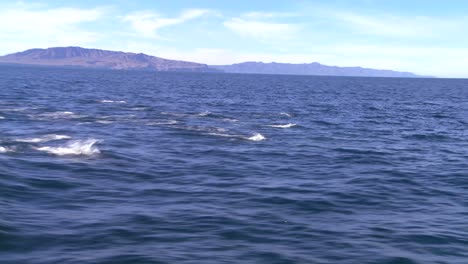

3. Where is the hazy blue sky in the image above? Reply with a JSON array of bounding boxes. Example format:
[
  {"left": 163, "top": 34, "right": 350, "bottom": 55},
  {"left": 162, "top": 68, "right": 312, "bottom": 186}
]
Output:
[{"left": 1, "top": 0, "right": 467, "bottom": 77}]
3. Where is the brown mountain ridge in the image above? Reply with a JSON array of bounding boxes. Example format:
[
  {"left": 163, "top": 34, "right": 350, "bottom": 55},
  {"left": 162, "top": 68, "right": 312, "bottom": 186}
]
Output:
[
  {"left": 0, "top": 46, "right": 216, "bottom": 72},
  {"left": 0, "top": 46, "right": 425, "bottom": 77}
]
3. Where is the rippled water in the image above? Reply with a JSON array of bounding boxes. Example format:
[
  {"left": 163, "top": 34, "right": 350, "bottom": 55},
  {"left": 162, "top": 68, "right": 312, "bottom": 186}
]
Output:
[{"left": 1, "top": 65, "right": 467, "bottom": 264}]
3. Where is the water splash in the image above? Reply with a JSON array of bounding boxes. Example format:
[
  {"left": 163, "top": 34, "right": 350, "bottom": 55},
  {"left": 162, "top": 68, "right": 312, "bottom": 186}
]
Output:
[
  {"left": 267, "top": 123, "right": 297, "bottom": 128},
  {"left": 197, "top": 111, "right": 211, "bottom": 117},
  {"left": 95, "top": 120, "right": 114, "bottom": 124},
  {"left": 15, "top": 134, "right": 71, "bottom": 143},
  {"left": 32, "top": 111, "right": 85, "bottom": 120},
  {"left": 35, "top": 139, "right": 101, "bottom": 156},
  {"left": 146, "top": 120, "right": 178, "bottom": 125},
  {"left": 247, "top": 133, "right": 266, "bottom": 141},
  {"left": 100, "top": 100, "right": 126, "bottom": 103},
  {"left": 222, "top": 118, "right": 239, "bottom": 122}
]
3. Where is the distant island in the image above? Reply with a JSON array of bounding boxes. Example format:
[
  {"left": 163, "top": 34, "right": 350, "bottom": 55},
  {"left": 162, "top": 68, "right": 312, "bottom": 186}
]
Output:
[
  {"left": 0, "top": 47, "right": 216, "bottom": 72},
  {"left": 0, "top": 47, "right": 424, "bottom": 77},
  {"left": 212, "top": 62, "right": 421, "bottom": 78}
]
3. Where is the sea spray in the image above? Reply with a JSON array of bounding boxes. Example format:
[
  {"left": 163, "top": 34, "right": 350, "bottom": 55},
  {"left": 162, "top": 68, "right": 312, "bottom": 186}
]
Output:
[
  {"left": 247, "top": 133, "right": 266, "bottom": 141},
  {"left": 35, "top": 139, "right": 101, "bottom": 156},
  {"left": 267, "top": 123, "right": 297, "bottom": 128},
  {"left": 15, "top": 134, "right": 71, "bottom": 143}
]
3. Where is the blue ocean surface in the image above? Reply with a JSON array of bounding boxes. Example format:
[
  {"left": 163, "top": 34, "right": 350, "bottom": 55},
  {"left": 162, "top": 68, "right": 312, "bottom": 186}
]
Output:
[{"left": 0, "top": 65, "right": 467, "bottom": 264}]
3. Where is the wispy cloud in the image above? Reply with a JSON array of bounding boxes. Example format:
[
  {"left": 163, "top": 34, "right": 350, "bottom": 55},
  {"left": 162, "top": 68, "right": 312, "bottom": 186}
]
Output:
[
  {"left": 223, "top": 18, "right": 300, "bottom": 41},
  {"left": 0, "top": 5, "right": 104, "bottom": 54},
  {"left": 122, "top": 9, "right": 212, "bottom": 38},
  {"left": 328, "top": 11, "right": 463, "bottom": 38},
  {"left": 241, "top": 11, "right": 300, "bottom": 19},
  {"left": 2, "top": 8, "right": 101, "bottom": 30}
]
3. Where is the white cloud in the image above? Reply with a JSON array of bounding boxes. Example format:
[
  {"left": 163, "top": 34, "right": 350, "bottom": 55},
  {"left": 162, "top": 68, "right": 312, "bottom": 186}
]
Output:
[
  {"left": 241, "top": 11, "right": 299, "bottom": 19},
  {"left": 223, "top": 18, "right": 300, "bottom": 41},
  {"left": 0, "top": 6, "right": 104, "bottom": 54},
  {"left": 330, "top": 11, "right": 463, "bottom": 38},
  {"left": 122, "top": 9, "right": 212, "bottom": 38},
  {"left": 0, "top": 7, "right": 101, "bottom": 32}
]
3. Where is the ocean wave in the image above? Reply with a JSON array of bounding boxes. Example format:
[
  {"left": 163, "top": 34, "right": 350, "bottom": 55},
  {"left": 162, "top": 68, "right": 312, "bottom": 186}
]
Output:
[
  {"left": 162, "top": 111, "right": 224, "bottom": 119},
  {"left": 130, "top": 107, "right": 148, "bottom": 111},
  {"left": 197, "top": 111, "right": 211, "bottom": 117},
  {"left": 196, "top": 129, "right": 265, "bottom": 142},
  {"left": 222, "top": 118, "right": 239, "bottom": 122},
  {"left": 161, "top": 111, "right": 187, "bottom": 117},
  {"left": 95, "top": 120, "right": 114, "bottom": 124},
  {"left": 185, "top": 126, "right": 228, "bottom": 134},
  {"left": 267, "top": 123, "right": 297, "bottom": 128},
  {"left": 15, "top": 134, "right": 71, "bottom": 143},
  {"left": 0, "top": 146, "right": 11, "bottom": 153},
  {"left": 0, "top": 107, "right": 30, "bottom": 112},
  {"left": 100, "top": 100, "right": 126, "bottom": 104},
  {"left": 197, "top": 112, "right": 240, "bottom": 121},
  {"left": 0, "top": 116, "right": 4, "bottom": 119},
  {"left": 247, "top": 133, "right": 266, "bottom": 141},
  {"left": 34, "top": 139, "right": 101, "bottom": 156},
  {"left": 32, "top": 111, "right": 86, "bottom": 120},
  {"left": 206, "top": 132, "right": 239, "bottom": 139},
  {"left": 280, "top": 112, "right": 292, "bottom": 117},
  {"left": 146, "top": 120, "right": 178, "bottom": 125}
]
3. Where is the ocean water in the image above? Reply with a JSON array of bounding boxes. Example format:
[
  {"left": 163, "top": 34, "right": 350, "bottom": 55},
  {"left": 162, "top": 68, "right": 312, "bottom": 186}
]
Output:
[{"left": 0, "top": 65, "right": 467, "bottom": 264}]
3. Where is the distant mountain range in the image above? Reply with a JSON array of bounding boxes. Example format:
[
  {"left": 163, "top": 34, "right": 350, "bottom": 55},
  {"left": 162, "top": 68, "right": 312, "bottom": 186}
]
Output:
[
  {"left": 0, "top": 47, "right": 215, "bottom": 72},
  {"left": 0, "top": 47, "right": 424, "bottom": 77},
  {"left": 211, "top": 62, "right": 421, "bottom": 78}
]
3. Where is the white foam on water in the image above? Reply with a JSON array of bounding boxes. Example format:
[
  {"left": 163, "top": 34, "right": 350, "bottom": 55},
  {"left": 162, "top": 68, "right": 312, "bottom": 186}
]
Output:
[
  {"left": 183, "top": 126, "right": 228, "bottom": 134},
  {"left": 52, "top": 135, "right": 72, "bottom": 140},
  {"left": 15, "top": 134, "right": 71, "bottom": 143},
  {"left": 204, "top": 131, "right": 266, "bottom": 141},
  {"left": 130, "top": 107, "right": 148, "bottom": 111},
  {"left": 34, "top": 139, "right": 101, "bottom": 156},
  {"left": 280, "top": 112, "right": 292, "bottom": 117},
  {"left": 34, "top": 111, "right": 85, "bottom": 119},
  {"left": 162, "top": 111, "right": 215, "bottom": 118},
  {"left": 267, "top": 123, "right": 297, "bottom": 128},
  {"left": 247, "top": 133, "right": 266, "bottom": 141},
  {"left": 0, "top": 107, "right": 28, "bottom": 112},
  {"left": 0, "top": 116, "right": 4, "bottom": 119},
  {"left": 96, "top": 120, "right": 114, "bottom": 124},
  {"left": 222, "top": 118, "right": 239, "bottom": 122},
  {"left": 0, "top": 146, "right": 15, "bottom": 153},
  {"left": 146, "top": 120, "right": 178, "bottom": 125},
  {"left": 197, "top": 111, "right": 211, "bottom": 117},
  {"left": 100, "top": 100, "right": 126, "bottom": 103}
]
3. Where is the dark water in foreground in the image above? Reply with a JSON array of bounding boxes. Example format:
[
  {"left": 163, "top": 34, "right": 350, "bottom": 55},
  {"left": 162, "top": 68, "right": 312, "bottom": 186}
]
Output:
[{"left": 0, "top": 65, "right": 467, "bottom": 264}]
